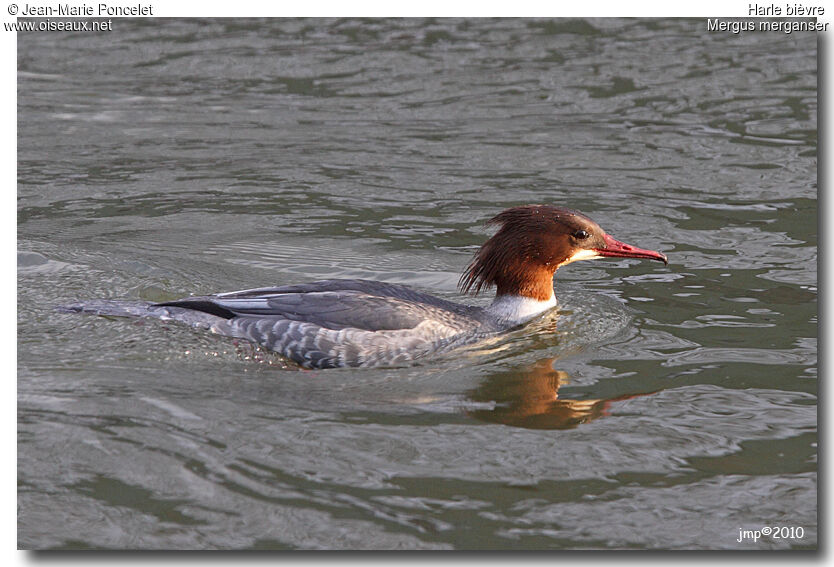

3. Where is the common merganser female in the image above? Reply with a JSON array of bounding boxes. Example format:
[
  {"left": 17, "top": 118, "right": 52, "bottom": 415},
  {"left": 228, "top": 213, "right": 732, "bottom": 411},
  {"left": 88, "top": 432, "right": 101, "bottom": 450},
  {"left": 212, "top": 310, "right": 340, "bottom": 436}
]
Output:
[{"left": 62, "top": 205, "right": 667, "bottom": 369}]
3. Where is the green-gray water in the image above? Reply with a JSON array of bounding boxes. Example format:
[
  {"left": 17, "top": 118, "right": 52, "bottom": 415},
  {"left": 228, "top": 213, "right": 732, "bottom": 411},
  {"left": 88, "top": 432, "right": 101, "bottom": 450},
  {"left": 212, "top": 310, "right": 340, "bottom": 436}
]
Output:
[{"left": 18, "top": 18, "right": 817, "bottom": 549}]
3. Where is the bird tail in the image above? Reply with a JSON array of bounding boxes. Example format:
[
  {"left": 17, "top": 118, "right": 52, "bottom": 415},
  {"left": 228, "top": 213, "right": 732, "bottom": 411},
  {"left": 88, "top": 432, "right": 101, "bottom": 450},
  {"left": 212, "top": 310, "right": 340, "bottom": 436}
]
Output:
[
  {"left": 58, "top": 300, "right": 157, "bottom": 318},
  {"left": 57, "top": 300, "right": 229, "bottom": 330}
]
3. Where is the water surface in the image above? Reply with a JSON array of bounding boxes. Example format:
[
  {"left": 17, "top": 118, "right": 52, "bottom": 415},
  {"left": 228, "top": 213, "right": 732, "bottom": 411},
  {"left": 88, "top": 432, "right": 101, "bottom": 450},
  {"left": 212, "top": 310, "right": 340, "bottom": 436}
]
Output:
[{"left": 18, "top": 18, "right": 817, "bottom": 549}]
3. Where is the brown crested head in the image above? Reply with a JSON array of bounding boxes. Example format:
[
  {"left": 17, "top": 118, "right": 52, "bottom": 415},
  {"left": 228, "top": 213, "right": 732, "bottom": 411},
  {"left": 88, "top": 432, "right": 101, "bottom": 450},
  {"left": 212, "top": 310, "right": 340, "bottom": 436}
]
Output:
[{"left": 459, "top": 205, "right": 667, "bottom": 301}]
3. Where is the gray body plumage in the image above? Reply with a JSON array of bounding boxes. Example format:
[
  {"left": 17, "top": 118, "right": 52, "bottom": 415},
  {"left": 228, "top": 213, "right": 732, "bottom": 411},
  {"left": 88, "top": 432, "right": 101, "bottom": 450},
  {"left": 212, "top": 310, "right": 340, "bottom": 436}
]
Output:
[{"left": 61, "top": 279, "right": 513, "bottom": 369}]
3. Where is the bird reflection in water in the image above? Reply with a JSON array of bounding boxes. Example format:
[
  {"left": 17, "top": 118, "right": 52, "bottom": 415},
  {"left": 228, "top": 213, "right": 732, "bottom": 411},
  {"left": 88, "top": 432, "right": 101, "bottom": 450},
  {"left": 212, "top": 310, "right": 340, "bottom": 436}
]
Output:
[{"left": 468, "top": 358, "right": 656, "bottom": 430}]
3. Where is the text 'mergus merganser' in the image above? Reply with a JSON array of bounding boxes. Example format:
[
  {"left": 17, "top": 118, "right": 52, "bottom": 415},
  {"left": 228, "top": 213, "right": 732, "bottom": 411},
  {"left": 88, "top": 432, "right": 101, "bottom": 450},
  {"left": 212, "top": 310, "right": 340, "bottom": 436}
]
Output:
[{"left": 63, "top": 205, "right": 667, "bottom": 369}]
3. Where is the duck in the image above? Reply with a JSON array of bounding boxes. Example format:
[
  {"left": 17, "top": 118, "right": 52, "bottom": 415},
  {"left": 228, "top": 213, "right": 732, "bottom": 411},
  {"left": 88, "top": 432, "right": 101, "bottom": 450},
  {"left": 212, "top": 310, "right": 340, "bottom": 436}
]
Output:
[{"left": 62, "top": 205, "right": 667, "bottom": 369}]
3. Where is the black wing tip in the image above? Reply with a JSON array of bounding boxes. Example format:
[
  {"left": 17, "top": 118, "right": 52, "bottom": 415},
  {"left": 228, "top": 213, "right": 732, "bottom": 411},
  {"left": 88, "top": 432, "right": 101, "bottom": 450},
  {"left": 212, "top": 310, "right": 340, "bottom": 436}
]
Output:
[{"left": 154, "top": 300, "right": 236, "bottom": 320}]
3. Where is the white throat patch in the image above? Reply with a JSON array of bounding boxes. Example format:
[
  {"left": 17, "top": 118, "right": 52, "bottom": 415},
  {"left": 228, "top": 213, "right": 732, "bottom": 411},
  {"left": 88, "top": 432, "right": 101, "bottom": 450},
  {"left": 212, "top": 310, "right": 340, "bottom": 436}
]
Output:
[
  {"left": 557, "top": 248, "right": 601, "bottom": 268},
  {"left": 486, "top": 294, "right": 557, "bottom": 325}
]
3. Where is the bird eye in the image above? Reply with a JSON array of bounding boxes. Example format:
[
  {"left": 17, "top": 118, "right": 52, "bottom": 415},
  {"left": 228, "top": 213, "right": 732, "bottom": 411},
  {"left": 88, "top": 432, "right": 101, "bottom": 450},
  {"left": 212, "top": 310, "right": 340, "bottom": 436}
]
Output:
[{"left": 573, "top": 229, "right": 589, "bottom": 240}]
